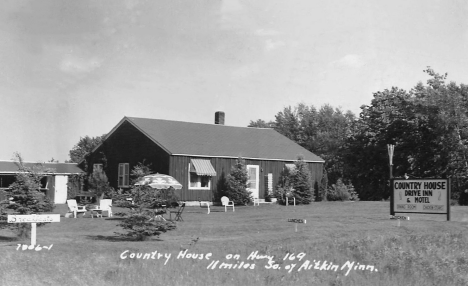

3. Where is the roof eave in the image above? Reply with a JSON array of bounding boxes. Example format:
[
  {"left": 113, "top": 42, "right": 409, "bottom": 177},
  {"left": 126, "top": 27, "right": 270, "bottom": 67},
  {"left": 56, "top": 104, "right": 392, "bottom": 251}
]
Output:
[
  {"left": 86, "top": 116, "right": 173, "bottom": 159},
  {"left": 172, "top": 153, "right": 325, "bottom": 163},
  {"left": 0, "top": 172, "right": 83, "bottom": 175}
]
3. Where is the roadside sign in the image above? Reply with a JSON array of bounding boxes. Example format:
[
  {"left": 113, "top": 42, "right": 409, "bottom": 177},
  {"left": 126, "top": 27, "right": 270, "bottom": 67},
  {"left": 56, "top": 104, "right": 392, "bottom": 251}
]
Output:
[
  {"left": 288, "top": 219, "right": 306, "bottom": 223},
  {"left": 391, "top": 178, "right": 450, "bottom": 221},
  {"left": 389, "top": 214, "right": 409, "bottom": 227},
  {"left": 8, "top": 214, "right": 60, "bottom": 246},
  {"left": 288, "top": 218, "right": 306, "bottom": 232},
  {"left": 8, "top": 214, "right": 60, "bottom": 223},
  {"left": 389, "top": 215, "right": 409, "bottom": 220}
]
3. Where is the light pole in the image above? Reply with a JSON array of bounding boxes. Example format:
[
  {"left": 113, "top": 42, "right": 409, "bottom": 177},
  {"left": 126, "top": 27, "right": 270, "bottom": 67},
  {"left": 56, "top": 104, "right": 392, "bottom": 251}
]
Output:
[
  {"left": 388, "top": 144, "right": 395, "bottom": 215},
  {"left": 387, "top": 144, "right": 394, "bottom": 179}
]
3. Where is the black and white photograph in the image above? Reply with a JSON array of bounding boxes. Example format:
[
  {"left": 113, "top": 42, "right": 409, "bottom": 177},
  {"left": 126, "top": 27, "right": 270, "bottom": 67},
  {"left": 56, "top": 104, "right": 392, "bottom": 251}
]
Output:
[{"left": 1, "top": 1, "right": 468, "bottom": 285}]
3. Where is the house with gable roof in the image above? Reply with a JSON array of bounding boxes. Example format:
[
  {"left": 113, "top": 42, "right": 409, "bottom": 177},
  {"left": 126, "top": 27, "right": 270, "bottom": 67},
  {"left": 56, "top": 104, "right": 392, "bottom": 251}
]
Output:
[{"left": 83, "top": 112, "right": 324, "bottom": 203}]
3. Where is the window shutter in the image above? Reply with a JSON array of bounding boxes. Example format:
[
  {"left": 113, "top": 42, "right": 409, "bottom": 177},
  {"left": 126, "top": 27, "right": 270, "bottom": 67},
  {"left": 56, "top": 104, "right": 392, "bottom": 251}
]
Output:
[
  {"left": 124, "top": 163, "right": 129, "bottom": 186},
  {"left": 118, "top": 164, "right": 123, "bottom": 186}
]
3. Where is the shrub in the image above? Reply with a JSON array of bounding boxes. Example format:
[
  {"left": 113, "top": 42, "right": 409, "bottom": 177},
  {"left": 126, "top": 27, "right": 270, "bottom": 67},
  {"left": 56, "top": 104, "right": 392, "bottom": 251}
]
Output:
[
  {"left": 273, "top": 166, "right": 293, "bottom": 205},
  {"left": 116, "top": 213, "right": 176, "bottom": 241},
  {"left": 273, "top": 186, "right": 292, "bottom": 205},
  {"left": 320, "top": 169, "right": 328, "bottom": 201},
  {"left": 326, "top": 187, "right": 349, "bottom": 201},
  {"left": 67, "top": 174, "right": 84, "bottom": 200},
  {"left": 314, "top": 181, "right": 321, "bottom": 202},
  {"left": 274, "top": 156, "right": 313, "bottom": 205},
  {"left": 347, "top": 183, "right": 359, "bottom": 201},
  {"left": 326, "top": 179, "right": 358, "bottom": 201},
  {"left": 225, "top": 157, "right": 252, "bottom": 205},
  {"left": 458, "top": 189, "right": 468, "bottom": 206}
]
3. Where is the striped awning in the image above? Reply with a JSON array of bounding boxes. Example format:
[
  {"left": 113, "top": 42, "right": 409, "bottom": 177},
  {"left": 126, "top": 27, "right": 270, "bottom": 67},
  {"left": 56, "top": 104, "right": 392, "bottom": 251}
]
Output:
[{"left": 190, "top": 159, "right": 217, "bottom": 176}]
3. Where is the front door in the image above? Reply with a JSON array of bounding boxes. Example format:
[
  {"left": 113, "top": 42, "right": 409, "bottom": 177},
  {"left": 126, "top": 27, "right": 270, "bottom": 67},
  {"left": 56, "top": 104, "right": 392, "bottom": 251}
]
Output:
[
  {"left": 246, "top": 165, "right": 260, "bottom": 199},
  {"left": 54, "top": 175, "right": 68, "bottom": 204}
]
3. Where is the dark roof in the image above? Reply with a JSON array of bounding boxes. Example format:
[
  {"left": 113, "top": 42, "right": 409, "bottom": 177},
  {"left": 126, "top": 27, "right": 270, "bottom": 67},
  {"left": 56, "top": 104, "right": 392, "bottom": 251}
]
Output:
[
  {"left": 0, "top": 161, "right": 84, "bottom": 174},
  {"left": 103, "top": 117, "right": 324, "bottom": 162}
]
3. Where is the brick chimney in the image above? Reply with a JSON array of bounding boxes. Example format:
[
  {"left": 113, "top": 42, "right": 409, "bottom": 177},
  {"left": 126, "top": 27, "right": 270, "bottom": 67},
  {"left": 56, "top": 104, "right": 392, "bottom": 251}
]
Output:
[{"left": 215, "top": 111, "right": 225, "bottom": 125}]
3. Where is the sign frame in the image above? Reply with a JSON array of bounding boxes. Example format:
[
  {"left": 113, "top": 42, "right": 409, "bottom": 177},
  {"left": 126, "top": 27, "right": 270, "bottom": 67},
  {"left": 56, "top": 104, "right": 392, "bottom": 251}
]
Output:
[
  {"left": 8, "top": 214, "right": 60, "bottom": 246},
  {"left": 390, "top": 178, "right": 450, "bottom": 221},
  {"left": 7, "top": 214, "right": 60, "bottom": 223},
  {"left": 389, "top": 215, "right": 409, "bottom": 220}
]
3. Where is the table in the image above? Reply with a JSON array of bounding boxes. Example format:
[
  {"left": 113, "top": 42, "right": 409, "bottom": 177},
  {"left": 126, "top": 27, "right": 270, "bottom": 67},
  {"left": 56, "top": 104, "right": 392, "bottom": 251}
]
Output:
[{"left": 90, "top": 208, "right": 103, "bottom": 218}]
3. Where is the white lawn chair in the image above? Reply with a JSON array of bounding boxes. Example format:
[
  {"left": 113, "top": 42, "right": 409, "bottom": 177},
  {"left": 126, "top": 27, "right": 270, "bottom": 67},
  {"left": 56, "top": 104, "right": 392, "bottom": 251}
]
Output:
[
  {"left": 221, "top": 196, "right": 235, "bottom": 212},
  {"left": 66, "top": 199, "right": 87, "bottom": 218},
  {"left": 99, "top": 199, "right": 113, "bottom": 217}
]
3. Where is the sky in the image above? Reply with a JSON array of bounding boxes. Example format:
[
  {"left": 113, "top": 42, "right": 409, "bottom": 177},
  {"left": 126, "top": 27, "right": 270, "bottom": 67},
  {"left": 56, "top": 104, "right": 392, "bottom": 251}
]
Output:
[{"left": 1, "top": 0, "right": 468, "bottom": 163}]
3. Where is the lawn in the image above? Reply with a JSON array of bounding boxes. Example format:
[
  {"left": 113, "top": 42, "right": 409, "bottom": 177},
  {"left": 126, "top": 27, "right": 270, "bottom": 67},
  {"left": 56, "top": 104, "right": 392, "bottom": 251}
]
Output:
[{"left": 1, "top": 202, "right": 468, "bottom": 286}]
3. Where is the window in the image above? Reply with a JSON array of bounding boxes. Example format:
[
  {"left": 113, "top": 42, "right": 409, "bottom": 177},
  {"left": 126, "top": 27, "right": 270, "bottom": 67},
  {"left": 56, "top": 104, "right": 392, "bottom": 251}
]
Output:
[
  {"left": 93, "top": 164, "right": 103, "bottom": 172},
  {"left": 118, "top": 163, "right": 129, "bottom": 187},
  {"left": 188, "top": 161, "right": 214, "bottom": 190},
  {"left": 40, "top": 176, "right": 49, "bottom": 190},
  {"left": 189, "top": 173, "right": 211, "bottom": 189}
]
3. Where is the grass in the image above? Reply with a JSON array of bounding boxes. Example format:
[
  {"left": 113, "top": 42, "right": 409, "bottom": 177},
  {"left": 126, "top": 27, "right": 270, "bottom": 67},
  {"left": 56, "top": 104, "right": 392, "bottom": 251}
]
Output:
[{"left": 1, "top": 202, "right": 468, "bottom": 286}]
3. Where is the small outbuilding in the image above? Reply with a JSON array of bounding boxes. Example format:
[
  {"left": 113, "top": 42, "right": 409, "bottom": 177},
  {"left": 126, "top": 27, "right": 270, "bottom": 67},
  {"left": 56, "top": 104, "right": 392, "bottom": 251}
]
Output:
[
  {"left": 0, "top": 161, "right": 84, "bottom": 204},
  {"left": 83, "top": 112, "right": 324, "bottom": 202}
]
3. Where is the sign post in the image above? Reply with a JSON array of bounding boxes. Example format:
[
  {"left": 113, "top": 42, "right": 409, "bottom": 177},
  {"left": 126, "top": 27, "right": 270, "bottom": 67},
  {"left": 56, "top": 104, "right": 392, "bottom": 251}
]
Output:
[
  {"left": 389, "top": 215, "right": 410, "bottom": 227},
  {"left": 391, "top": 179, "right": 450, "bottom": 221},
  {"left": 8, "top": 214, "right": 60, "bottom": 245},
  {"left": 288, "top": 218, "right": 306, "bottom": 232}
]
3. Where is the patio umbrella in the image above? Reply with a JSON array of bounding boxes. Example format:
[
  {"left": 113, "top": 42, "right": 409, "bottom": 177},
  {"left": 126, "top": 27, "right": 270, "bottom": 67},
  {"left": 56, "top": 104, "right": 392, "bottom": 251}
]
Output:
[{"left": 135, "top": 173, "right": 183, "bottom": 190}]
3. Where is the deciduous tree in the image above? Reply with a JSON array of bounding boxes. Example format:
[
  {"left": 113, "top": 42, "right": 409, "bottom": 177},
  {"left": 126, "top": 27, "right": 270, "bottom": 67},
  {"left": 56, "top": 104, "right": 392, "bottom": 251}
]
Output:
[
  {"left": 248, "top": 119, "right": 275, "bottom": 128},
  {"left": 68, "top": 135, "right": 106, "bottom": 163},
  {"left": 343, "top": 67, "right": 468, "bottom": 202}
]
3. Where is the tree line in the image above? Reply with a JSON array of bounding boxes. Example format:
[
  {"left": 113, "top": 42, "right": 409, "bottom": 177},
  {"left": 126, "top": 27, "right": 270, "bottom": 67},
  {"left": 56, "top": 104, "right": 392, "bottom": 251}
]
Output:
[
  {"left": 249, "top": 68, "right": 468, "bottom": 204},
  {"left": 66, "top": 68, "right": 468, "bottom": 204}
]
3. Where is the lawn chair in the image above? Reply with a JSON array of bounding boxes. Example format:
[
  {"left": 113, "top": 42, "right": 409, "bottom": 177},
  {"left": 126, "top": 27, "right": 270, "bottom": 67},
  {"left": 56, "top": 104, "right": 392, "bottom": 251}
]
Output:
[
  {"left": 221, "top": 196, "right": 235, "bottom": 212},
  {"left": 99, "top": 199, "right": 113, "bottom": 217},
  {"left": 66, "top": 199, "right": 87, "bottom": 218},
  {"left": 169, "top": 203, "right": 185, "bottom": 221}
]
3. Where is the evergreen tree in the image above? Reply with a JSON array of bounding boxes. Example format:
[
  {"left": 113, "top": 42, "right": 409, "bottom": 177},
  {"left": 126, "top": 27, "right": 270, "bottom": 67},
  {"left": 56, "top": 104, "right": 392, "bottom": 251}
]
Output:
[
  {"left": 290, "top": 156, "right": 313, "bottom": 204},
  {"left": 112, "top": 162, "right": 177, "bottom": 241},
  {"left": 0, "top": 153, "right": 54, "bottom": 238},
  {"left": 274, "top": 157, "right": 314, "bottom": 204},
  {"left": 226, "top": 157, "right": 252, "bottom": 205},
  {"left": 88, "top": 168, "right": 113, "bottom": 202}
]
